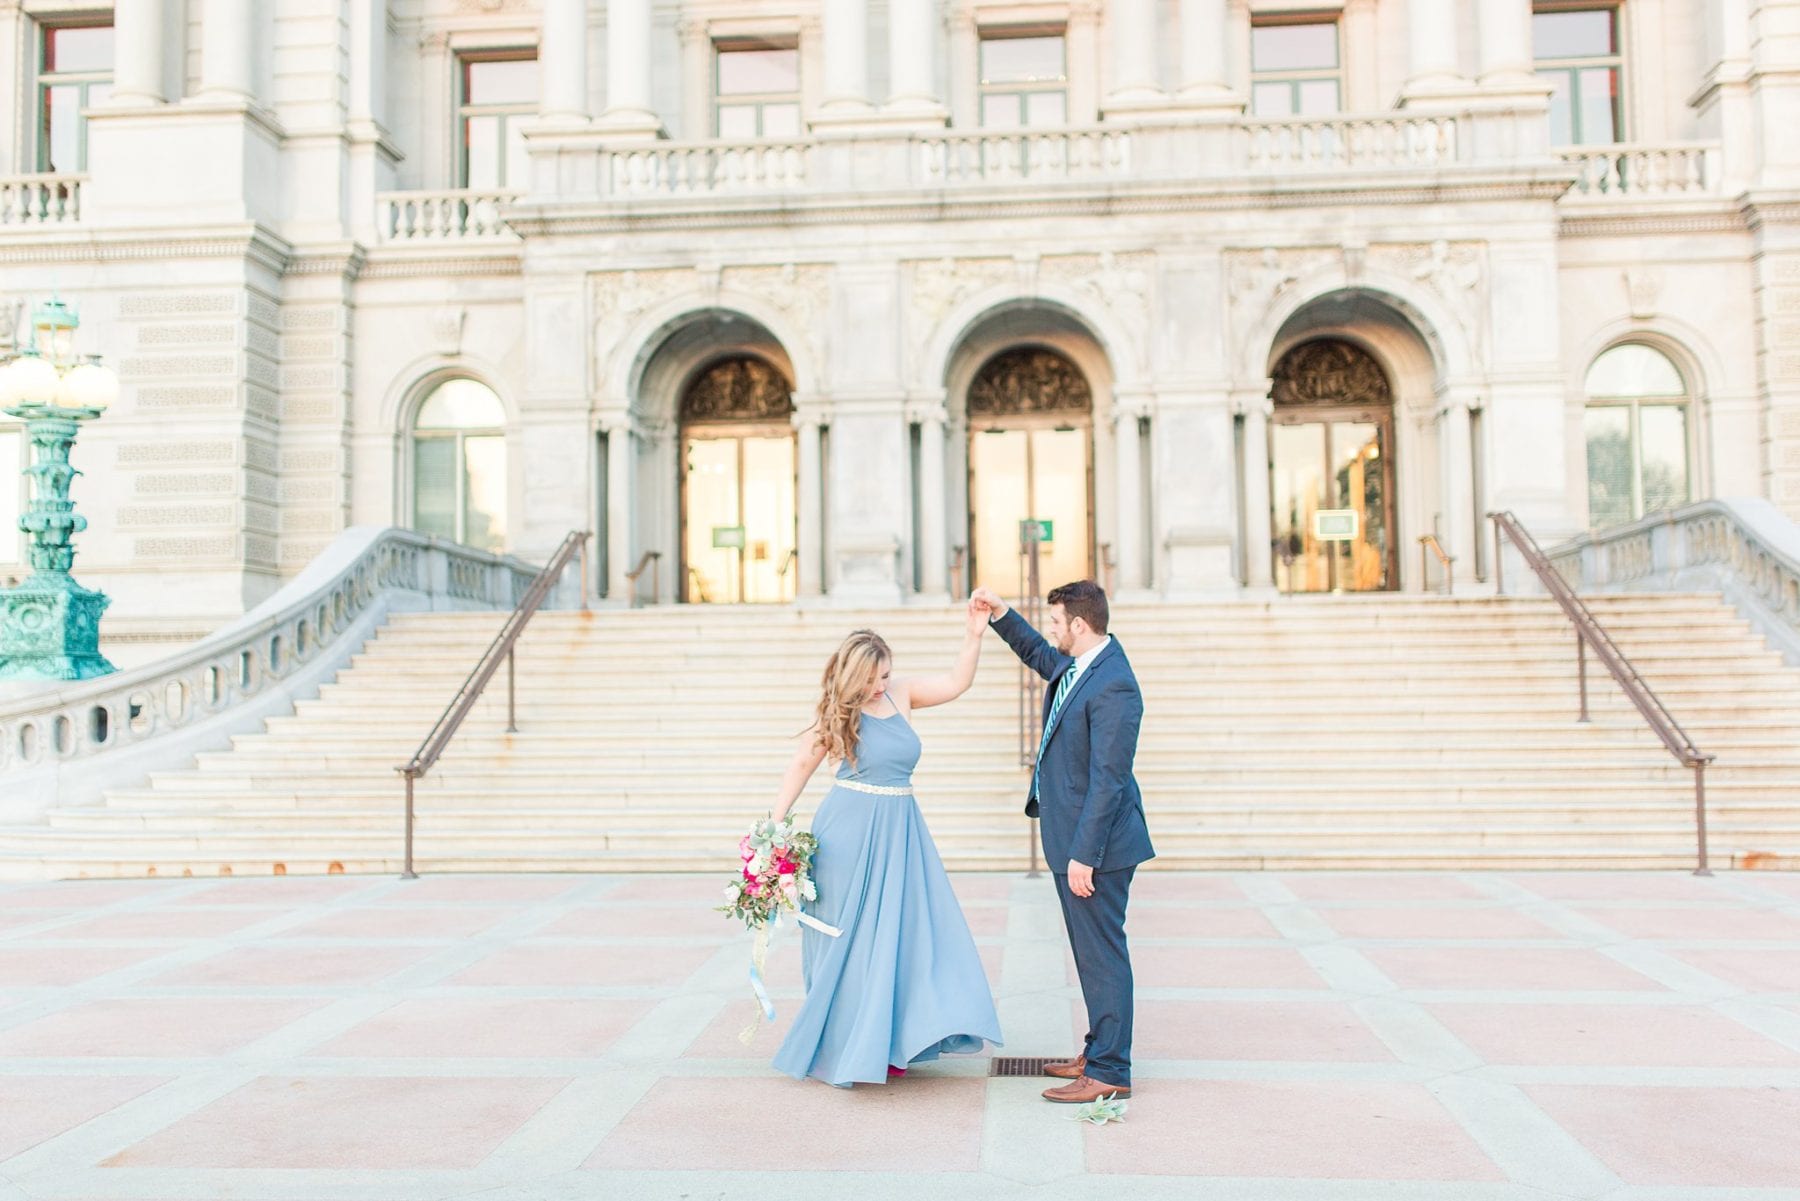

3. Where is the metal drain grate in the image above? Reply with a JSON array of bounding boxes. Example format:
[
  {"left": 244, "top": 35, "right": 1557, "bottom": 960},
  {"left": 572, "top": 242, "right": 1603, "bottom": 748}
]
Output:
[{"left": 989, "top": 1056, "right": 1056, "bottom": 1077}]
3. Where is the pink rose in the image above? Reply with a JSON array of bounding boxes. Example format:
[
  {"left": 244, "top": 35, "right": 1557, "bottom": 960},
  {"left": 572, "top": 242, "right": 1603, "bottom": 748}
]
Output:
[
  {"left": 776, "top": 859, "right": 797, "bottom": 875},
  {"left": 743, "top": 866, "right": 756, "bottom": 881},
  {"left": 747, "top": 880, "right": 763, "bottom": 895}
]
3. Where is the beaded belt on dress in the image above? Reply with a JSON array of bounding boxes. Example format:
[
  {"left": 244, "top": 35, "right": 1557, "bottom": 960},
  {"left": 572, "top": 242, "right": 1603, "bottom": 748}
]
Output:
[{"left": 833, "top": 778, "right": 913, "bottom": 796}]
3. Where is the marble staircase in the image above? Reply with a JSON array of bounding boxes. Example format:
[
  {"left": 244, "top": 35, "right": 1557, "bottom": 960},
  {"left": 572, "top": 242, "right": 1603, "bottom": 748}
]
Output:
[{"left": 2, "top": 594, "right": 1797, "bottom": 878}]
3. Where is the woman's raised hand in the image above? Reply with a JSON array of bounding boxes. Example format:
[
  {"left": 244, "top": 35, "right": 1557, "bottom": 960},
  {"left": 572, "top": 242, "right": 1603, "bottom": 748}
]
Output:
[{"left": 965, "top": 595, "right": 991, "bottom": 637}]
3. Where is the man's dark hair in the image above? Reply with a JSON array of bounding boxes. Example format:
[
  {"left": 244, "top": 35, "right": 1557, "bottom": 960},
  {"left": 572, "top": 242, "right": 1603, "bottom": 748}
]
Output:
[{"left": 1047, "top": 579, "right": 1109, "bottom": 635}]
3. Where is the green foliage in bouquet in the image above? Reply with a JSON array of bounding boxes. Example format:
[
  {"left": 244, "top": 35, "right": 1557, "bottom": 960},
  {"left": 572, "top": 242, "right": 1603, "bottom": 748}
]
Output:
[{"left": 719, "top": 815, "right": 821, "bottom": 930}]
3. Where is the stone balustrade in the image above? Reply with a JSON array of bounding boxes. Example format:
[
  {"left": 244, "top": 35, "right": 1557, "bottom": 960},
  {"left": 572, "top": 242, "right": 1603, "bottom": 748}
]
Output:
[
  {"left": 1556, "top": 143, "right": 1721, "bottom": 199},
  {"left": 0, "top": 527, "right": 544, "bottom": 819},
  {"left": 0, "top": 175, "right": 84, "bottom": 227},
  {"left": 1237, "top": 114, "right": 1462, "bottom": 172},
  {"left": 375, "top": 189, "right": 522, "bottom": 243},
  {"left": 1547, "top": 499, "right": 1800, "bottom": 664}
]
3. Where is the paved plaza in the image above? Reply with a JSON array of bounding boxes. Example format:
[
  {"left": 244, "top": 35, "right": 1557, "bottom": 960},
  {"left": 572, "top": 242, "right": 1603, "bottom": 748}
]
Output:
[{"left": 2, "top": 869, "right": 1799, "bottom": 1199}]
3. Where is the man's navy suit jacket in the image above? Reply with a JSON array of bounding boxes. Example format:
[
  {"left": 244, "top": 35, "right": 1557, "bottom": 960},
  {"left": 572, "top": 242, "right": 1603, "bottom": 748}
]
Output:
[{"left": 992, "top": 609, "right": 1155, "bottom": 874}]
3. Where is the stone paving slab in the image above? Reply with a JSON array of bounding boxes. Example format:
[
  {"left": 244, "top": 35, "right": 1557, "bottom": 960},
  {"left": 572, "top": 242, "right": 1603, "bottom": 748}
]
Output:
[{"left": 1, "top": 869, "right": 1798, "bottom": 1200}]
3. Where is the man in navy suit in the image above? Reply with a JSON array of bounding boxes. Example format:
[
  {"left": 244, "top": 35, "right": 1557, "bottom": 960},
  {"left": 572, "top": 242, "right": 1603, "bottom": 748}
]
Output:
[{"left": 971, "top": 580, "right": 1154, "bottom": 1103}]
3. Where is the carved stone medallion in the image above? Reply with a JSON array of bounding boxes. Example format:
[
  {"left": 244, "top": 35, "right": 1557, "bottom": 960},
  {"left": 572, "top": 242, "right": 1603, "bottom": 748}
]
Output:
[
  {"left": 681, "top": 355, "right": 793, "bottom": 423},
  {"left": 1270, "top": 340, "right": 1391, "bottom": 408},
  {"left": 968, "top": 347, "right": 1092, "bottom": 417}
]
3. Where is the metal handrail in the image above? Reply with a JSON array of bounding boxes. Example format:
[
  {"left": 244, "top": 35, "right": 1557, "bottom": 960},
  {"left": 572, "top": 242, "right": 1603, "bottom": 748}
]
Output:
[
  {"left": 1015, "top": 537, "right": 1047, "bottom": 879},
  {"left": 1490, "top": 510, "right": 1715, "bottom": 875},
  {"left": 687, "top": 565, "right": 714, "bottom": 605},
  {"left": 949, "top": 545, "right": 967, "bottom": 600},
  {"left": 1100, "top": 542, "right": 1118, "bottom": 594},
  {"left": 395, "top": 530, "right": 591, "bottom": 878},
  {"left": 626, "top": 550, "right": 662, "bottom": 607},
  {"left": 1418, "top": 533, "right": 1455, "bottom": 595}
]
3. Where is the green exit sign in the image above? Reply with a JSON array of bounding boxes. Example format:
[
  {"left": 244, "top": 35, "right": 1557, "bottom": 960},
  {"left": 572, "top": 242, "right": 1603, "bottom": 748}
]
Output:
[{"left": 1019, "top": 519, "right": 1055, "bottom": 545}]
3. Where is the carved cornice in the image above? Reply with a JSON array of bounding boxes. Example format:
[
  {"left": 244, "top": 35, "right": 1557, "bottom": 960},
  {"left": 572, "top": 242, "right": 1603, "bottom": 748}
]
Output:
[
  {"left": 359, "top": 253, "right": 523, "bottom": 278},
  {"left": 501, "top": 173, "right": 1579, "bottom": 239},
  {"left": 1561, "top": 208, "right": 1748, "bottom": 238},
  {"left": 0, "top": 227, "right": 293, "bottom": 273}
]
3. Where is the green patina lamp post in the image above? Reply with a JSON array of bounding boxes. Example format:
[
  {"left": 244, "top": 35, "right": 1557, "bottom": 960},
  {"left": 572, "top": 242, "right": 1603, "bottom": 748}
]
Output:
[{"left": 0, "top": 297, "right": 120, "bottom": 681}]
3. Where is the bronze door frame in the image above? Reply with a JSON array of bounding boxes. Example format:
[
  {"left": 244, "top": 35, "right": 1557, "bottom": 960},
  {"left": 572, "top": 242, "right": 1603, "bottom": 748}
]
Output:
[
  {"left": 966, "top": 414, "right": 1096, "bottom": 598},
  {"left": 678, "top": 420, "right": 798, "bottom": 604},
  {"left": 1269, "top": 402, "right": 1400, "bottom": 593}
]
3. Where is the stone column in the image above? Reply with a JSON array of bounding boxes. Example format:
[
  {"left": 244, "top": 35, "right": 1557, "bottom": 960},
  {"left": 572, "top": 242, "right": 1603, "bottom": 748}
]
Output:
[
  {"left": 1066, "top": 2, "right": 1103, "bottom": 124},
  {"left": 1105, "top": 0, "right": 1162, "bottom": 110},
  {"left": 602, "top": 0, "right": 660, "bottom": 133},
  {"left": 111, "top": 0, "right": 168, "bottom": 106},
  {"left": 200, "top": 0, "right": 257, "bottom": 101},
  {"left": 946, "top": 10, "right": 979, "bottom": 128},
  {"left": 348, "top": 0, "right": 386, "bottom": 125},
  {"left": 917, "top": 409, "right": 949, "bottom": 596},
  {"left": 603, "top": 415, "right": 634, "bottom": 600},
  {"left": 795, "top": 410, "right": 825, "bottom": 598},
  {"left": 820, "top": 0, "right": 872, "bottom": 115},
  {"left": 1403, "top": 0, "right": 1465, "bottom": 99},
  {"left": 1112, "top": 404, "right": 1146, "bottom": 592},
  {"left": 540, "top": 0, "right": 591, "bottom": 123},
  {"left": 1237, "top": 391, "right": 1274, "bottom": 589},
  {"left": 887, "top": 0, "right": 945, "bottom": 118},
  {"left": 1439, "top": 393, "right": 1478, "bottom": 587},
  {"left": 1475, "top": 0, "right": 1536, "bottom": 86},
  {"left": 1178, "top": 0, "right": 1232, "bottom": 102}
]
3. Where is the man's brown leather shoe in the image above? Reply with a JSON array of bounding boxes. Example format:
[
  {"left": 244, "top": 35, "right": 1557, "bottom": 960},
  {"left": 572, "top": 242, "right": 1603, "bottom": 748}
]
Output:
[
  {"left": 1041, "top": 1075, "right": 1131, "bottom": 1104},
  {"left": 1043, "top": 1055, "right": 1086, "bottom": 1079}
]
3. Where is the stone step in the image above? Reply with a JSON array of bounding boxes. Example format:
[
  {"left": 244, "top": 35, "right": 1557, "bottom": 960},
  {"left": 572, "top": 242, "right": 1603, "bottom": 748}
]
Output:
[
  {"left": 51, "top": 801, "right": 1800, "bottom": 832},
  {"left": 0, "top": 828, "right": 1785, "bottom": 864},
  {"left": 1, "top": 845, "right": 1785, "bottom": 882},
  {"left": 187, "top": 737, "right": 1800, "bottom": 773}
]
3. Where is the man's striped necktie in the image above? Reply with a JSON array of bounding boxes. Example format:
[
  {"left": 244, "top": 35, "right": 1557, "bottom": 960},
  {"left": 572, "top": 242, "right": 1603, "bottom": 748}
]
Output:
[{"left": 1030, "top": 665, "right": 1079, "bottom": 800}]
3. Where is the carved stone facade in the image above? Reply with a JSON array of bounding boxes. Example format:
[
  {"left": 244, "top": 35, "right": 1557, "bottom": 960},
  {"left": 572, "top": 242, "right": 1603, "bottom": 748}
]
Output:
[{"left": 0, "top": 0, "right": 1784, "bottom": 622}]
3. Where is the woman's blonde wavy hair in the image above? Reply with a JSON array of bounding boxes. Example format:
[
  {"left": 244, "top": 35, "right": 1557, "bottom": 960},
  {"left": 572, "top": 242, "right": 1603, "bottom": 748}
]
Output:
[{"left": 811, "top": 629, "right": 892, "bottom": 769}]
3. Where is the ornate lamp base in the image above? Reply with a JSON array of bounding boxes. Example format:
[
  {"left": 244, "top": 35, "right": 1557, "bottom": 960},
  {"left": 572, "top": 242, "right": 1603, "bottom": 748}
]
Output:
[{"left": 0, "top": 572, "right": 116, "bottom": 680}]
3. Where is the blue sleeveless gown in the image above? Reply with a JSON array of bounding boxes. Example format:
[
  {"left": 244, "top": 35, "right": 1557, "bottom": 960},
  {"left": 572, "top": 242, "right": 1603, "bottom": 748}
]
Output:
[{"left": 771, "top": 699, "right": 1004, "bottom": 1086}]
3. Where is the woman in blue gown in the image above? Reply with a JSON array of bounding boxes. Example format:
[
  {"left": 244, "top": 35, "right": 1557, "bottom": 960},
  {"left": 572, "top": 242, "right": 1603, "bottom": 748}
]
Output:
[{"left": 768, "top": 607, "right": 1003, "bottom": 1086}]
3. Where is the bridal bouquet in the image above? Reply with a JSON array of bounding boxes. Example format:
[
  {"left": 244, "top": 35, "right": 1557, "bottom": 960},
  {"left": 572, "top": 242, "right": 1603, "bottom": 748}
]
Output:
[
  {"left": 718, "top": 816, "right": 820, "bottom": 929},
  {"left": 720, "top": 815, "right": 840, "bottom": 1043}
]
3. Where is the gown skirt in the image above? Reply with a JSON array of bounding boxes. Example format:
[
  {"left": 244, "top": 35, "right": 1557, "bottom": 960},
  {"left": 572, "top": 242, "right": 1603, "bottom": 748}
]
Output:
[{"left": 770, "top": 781, "right": 1003, "bottom": 1086}]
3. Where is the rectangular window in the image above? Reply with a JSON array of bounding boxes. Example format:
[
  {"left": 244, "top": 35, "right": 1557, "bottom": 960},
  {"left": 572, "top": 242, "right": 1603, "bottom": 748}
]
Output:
[
  {"left": 715, "top": 42, "right": 801, "bottom": 138},
  {"left": 1533, "top": 5, "right": 1622, "bottom": 145},
  {"left": 1249, "top": 20, "right": 1341, "bottom": 118},
  {"left": 37, "top": 21, "right": 114, "bottom": 172},
  {"left": 979, "top": 31, "right": 1068, "bottom": 129},
  {"left": 1584, "top": 402, "right": 1690, "bottom": 527},
  {"left": 458, "top": 53, "right": 538, "bottom": 189}
]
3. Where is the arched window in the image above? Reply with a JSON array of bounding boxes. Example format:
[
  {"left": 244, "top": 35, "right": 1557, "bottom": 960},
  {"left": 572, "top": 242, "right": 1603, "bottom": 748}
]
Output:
[
  {"left": 411, "top": 378, "right": 507, "bottom": 551},
  {"left": 1583, "top": 344, "right": 1692, "bottom": 528}
]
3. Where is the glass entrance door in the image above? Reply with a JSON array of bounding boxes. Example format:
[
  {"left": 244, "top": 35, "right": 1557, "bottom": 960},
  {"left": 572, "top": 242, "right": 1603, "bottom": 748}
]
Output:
[
  {"left": 969, "top": 425, "right": 1091, "bottom": 596},
  {"left": 682, "top": 429, "right": 796, "bottom": 603},
  {"left": 1270, "top": 417, "right": 1395, "bottom": 593}
]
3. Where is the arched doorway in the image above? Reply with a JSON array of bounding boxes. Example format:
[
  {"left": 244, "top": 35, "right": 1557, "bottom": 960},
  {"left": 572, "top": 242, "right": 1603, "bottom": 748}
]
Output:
[
  {"left": 679, "top": 355, "right": 797, "bottom": 604},
  {"left": 966, "top": 346, "right": 1095, "bottom": 595},
  {"left": 1268, "top": 339, "right": 1398, "bottom": 592}
]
